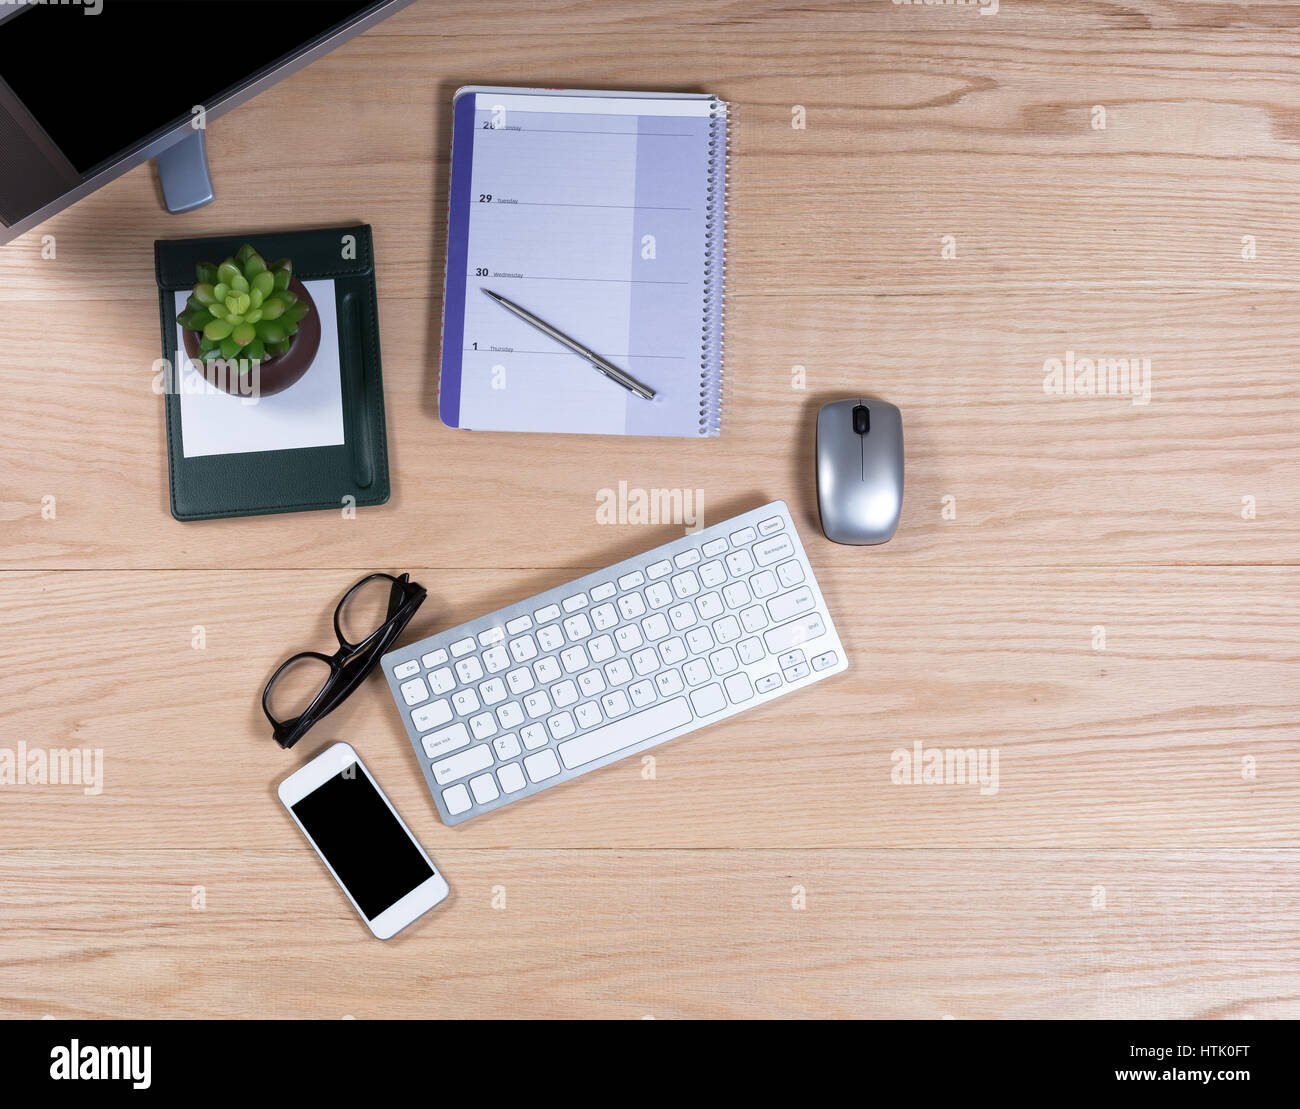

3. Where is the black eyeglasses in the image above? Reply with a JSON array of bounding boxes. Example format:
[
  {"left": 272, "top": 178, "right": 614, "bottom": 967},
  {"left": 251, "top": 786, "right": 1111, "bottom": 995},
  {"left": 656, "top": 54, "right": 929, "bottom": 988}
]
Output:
[{"left": 263, "top": 572, "right": 426, "bottom": 749}]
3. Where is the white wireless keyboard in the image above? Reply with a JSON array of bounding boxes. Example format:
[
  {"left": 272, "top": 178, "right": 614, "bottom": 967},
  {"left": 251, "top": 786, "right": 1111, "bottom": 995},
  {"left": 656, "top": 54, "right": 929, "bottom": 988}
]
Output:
[{"left": 381, "top": 501, "right": 848, "bottom": 825}]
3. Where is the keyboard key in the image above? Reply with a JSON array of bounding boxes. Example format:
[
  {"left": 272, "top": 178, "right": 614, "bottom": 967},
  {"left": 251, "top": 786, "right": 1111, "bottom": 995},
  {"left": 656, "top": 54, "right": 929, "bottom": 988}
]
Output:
[
  {"left": 576, "top": 702, "right": 603, "bottom": 729},
  {"left": 400, "top": 677, "right": 430, "bottom": 706},
  {"left": 618, "top": 593, "right": 647, "bottom": 620},
  {"left": 764, "top": 613, "right": 826, "bottom": 653},
  {"left": 696, "top": 592, "right": 724, "bottom": 620},
  {"left": 758, "top": 516, "right": 784, "bottom": 535},
  {"left": 714, "top": 615, "right": 741, "bottom": 644},
  {"left": 560, "top": 645, "right": 589, "bottom": 673},
  {"left": 450, "top": 637, "right": 476, "bottom": 658},
  {"left": 494, "top": 733, "right": 522, "bottom": 759},
  {"left": 431, "top": 744, "right": 493, "bottom": 785},
  {"left": 723, "top": 581, "right": 751, "bottom": 609},
  {"left": 497, "top": 702, "right": 525, "bottom": 728},
  {"left": 563, "top": 613, "right": 592, "bottom": 641},
  {"left": 470, "top": 773, "right": 500, "bottom": 805},
  {"left": 656, "top": 669, "right": 684, "bottom": 695},
  {"left": 478, "top": 627, "right": 505, "bottom": 647},
  {"left": 524, "top": 690, "right": 552, "bottom": 718},
  {"left": 812, "top": 650, "right": 839, "bottom": 671},
  {"left": 699, "top": 560, "right": 727, "bottom": 588},
  {"left": 777, "top": 560, "right": 805, "bottom": 588},
  {"left": 525, "top": 749, "right": 562, "bottom": 782},
  {"left": 552, "top": 679, "right": 579, "bottom": 707},
  {"left": 534, "top": 603, "right": 561, "bottom": 623},
  {"left": 521, "top": 723, "right": 549, "bottom": 750},
  {"left": 429, "top": 667, "right": 455, "bottom": 695},
  {"left": 605, "top": 658, "right": 635, "bottom": 685},
  {"left": 562, "top": 592, "right": 589, "bottom": 613},
  {"left": 750, "top": 570, "right": 779, "bottom": 598},
  {"left": 394, "top": 659, "right": 420, "bottom": 680},
  {"left": 483, "top": 645, "right": 510, "bottom": 673},
  {"left": 674, "top": 548, "right": 701, "bottom": 568},
  {"left": 738, "top": 637, "right": 765, "bottom": 664},
  {"left": 685, "top": 626, "right": 714, "bottom": 655},
  {"left": 587, "top": 634, "right": 616, "bottom": 663},
  {"left": 741, "top": 605, "right": 769, "bottom": 633},
  {"left": 726, "top": 550, "right": 755, "bottom": 576},
  {"left": 442, "top": 783, "right": 472, "bottom": 816},
  {"left": 537, "top": 625, "right": 564, "bottom": 651},
  {"left": 498, "top": 762, "right": 527, "bottom": 793},
  {"left": 702, "top": 537, "right": 728, "bottom": 557},
  {"left": 506, "top": 667, "right": 535, "bottom": 695},
  {"left": 578, "top": 669, "right": 607, "bottom": 697},
  {"left": 590, "top": 603, "right": 618, "bottom": 631},
  {"left": 724, "top": 673, "right": 755, "bottom": 703},
  {"left": 689, "top": 684, "right": 727, "bottom": 716},
  {"left": 614, "top": 624, "right": 644, "bottom": 651},
  {"left": 768, "top": 586, "right": 815, "bottom": 623},
  {"left": 729, "top": 526, "right": 757, "bottom": 546},
  {"left": 601, "top": 690, "right": 631, "bottom": 718},
  {"left": 455, "top": 656, "right": 484, "bottom": 684},
  {"left": 641, "top": 613, "right": 670, "bottom": 640},
  {"left": 617, "top": 570, "right": 645, "bottom": 590},
  {"left": 659, "top": 637, "right": 688, "bottom": 665},
  {"left": 591, "top": 581, "right": 617, "bottom": 601},
  {"left": 509, "top": 635, "right": 538, "bottom": 663},
  {"left": 630, "top": 649, "right": 658, "bottom": 677},
  {"left": 412, "top": 699, "right": 453, "bottom": 732},
  {"left": 533, "top": 656, "right": 561, "bottom": 683},
  {"left": 669, "top": 602, "right": 697, "bottom": 630},
  {"left": 421, "top": 648, "right": 448, "bottom": 668},
  {"left": 645, "top": 582, "right": 673, "bottom": 608},
  {"left": 547, "top": 711, "right": 576, "bottom": 740},
  {"left": 646, "top": 559, "right": 672, "bottom": 579},
  {"left": 778, "top": 650, "right": 806, "bottom": 669},
  {"left": 755, "top": 672, "right": 783, "bottom": 694},
  {"left": 754, "top": 534, "right": 795, "bottom": 566},
  {"left": 629, "top": 679, "right": 657, "bottom": 707},
  {"left": 422, "top": 722, "right": 470, "bottom": 759},
  {"left": 506, "top": 615, "right": 532, "bottom": 635},
  {"left": 784, "top": 661, "right": 810, "bottom": 681},
  {"left": 709, "top": 647, "right": 739, "bottom": 675},
  {"left": 683, "top": 659, "right": 711, "bottom": 686},
  {"left": 469, "top": 711, "right": 498, "bottom": 740},
  {"left": 671, "top": 570, "right": 701, "bottom": 598},
  {"left": 558, "top": 697, "right": 692, "bottom": 769}
]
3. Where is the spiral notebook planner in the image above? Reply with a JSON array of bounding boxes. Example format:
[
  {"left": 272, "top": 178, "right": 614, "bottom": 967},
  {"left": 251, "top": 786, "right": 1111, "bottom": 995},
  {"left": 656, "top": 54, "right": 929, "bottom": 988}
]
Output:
[{"left": 439, "top": 86, "right": 728, "bottom": 437}]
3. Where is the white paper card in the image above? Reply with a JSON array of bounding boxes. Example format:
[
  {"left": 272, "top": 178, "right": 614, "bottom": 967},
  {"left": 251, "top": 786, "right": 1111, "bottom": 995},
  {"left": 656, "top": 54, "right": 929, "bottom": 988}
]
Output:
[{"left": 173, "top": 279, "right": 345, "bottom": 459}]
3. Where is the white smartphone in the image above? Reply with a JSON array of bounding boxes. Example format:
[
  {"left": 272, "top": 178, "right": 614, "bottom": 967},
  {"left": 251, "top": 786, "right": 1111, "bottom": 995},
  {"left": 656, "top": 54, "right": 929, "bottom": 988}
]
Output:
[{"left": 278, "top": 742, "right": 449, "bottom": 939}]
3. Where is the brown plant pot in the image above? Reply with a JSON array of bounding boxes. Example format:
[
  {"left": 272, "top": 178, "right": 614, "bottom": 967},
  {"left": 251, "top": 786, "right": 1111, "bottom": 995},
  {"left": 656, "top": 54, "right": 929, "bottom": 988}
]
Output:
[{"left": 182, "top": 276, "right": 322, "bottom": 398}]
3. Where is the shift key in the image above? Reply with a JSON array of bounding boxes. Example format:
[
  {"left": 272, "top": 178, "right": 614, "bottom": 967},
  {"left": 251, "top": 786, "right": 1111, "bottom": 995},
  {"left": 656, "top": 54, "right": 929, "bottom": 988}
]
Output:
[
  {"left": 763, "top": 612, "right": 826, "bottom": 654},
  {"left": 431, "top": 743, "right": 494, "bottom": 785}
]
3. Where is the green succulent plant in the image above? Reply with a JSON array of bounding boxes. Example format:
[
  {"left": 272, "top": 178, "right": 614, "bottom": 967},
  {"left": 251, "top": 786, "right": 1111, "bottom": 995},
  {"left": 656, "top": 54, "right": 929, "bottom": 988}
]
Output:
[{"left": 176, "top": 243, "right": 310, "bottom": 367}]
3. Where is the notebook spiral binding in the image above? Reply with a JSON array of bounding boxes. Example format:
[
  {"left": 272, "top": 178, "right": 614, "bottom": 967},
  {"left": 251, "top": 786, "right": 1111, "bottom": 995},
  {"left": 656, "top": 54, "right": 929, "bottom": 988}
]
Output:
[{"left": 699, "top": 97, "right": 729, "bottom": 436}]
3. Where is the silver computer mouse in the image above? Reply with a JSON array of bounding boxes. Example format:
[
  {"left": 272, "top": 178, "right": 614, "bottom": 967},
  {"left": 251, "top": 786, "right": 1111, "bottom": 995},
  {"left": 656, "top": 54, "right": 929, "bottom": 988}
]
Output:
[{"left": 816, "top": 398, "right": 904, "bottom": 545}]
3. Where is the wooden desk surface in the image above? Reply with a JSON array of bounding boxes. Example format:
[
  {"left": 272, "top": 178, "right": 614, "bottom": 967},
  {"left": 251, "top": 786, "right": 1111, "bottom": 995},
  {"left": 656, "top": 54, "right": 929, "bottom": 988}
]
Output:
[{"left": 2, "top": 0, "right": 1298, "bottom": 1019}]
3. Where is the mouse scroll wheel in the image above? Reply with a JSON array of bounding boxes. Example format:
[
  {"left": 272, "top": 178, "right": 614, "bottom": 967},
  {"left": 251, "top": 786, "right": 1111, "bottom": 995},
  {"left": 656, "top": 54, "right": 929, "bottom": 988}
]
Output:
[{"left": 852, "top": 405, "right": 870, "bottom": 435}]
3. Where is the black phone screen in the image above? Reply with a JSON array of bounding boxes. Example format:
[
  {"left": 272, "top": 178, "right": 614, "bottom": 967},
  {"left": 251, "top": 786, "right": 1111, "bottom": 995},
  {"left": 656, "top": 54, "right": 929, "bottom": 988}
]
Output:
[{"left": 291, "top": 764, "right": 433, "bottom": 920}]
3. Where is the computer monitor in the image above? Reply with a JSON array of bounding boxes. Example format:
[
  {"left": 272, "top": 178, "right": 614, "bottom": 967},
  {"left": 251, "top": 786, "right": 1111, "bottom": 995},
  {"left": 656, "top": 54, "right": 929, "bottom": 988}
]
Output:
[{"left": 0, "top": 0, "right": 419, "bottom": 247}]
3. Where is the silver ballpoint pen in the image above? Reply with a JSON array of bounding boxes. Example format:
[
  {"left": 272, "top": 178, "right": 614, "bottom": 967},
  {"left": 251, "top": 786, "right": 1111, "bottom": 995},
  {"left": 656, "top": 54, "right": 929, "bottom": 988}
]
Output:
[{"left": 481, "top": 289, "right": 656, "bottom": 401}]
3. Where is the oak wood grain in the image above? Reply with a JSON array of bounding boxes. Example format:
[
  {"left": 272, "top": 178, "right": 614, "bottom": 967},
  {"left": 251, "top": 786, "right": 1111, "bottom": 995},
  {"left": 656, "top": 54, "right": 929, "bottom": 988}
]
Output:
[{"left": 0, "top": 0, "right": 1297, "bottom": 1019}]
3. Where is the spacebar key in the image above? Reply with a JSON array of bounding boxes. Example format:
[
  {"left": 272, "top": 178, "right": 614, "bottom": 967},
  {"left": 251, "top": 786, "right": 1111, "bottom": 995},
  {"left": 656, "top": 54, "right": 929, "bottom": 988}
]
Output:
[{"left": 558, "top": 697, "right": 692, "bottom": 770}]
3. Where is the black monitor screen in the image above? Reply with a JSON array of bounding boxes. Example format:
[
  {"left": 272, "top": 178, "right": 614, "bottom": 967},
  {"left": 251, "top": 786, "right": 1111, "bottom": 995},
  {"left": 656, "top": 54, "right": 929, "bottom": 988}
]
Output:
[{"left": 0, "top": 0, "right": 377, "bottom": 176}]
